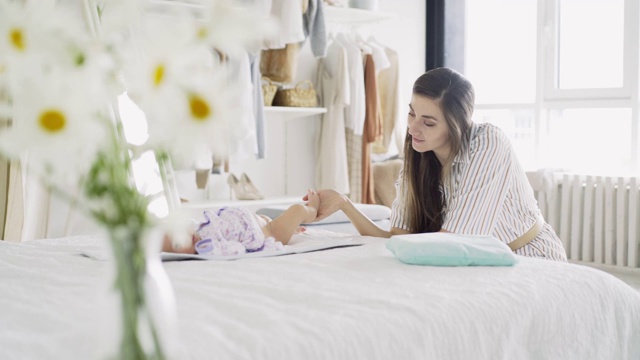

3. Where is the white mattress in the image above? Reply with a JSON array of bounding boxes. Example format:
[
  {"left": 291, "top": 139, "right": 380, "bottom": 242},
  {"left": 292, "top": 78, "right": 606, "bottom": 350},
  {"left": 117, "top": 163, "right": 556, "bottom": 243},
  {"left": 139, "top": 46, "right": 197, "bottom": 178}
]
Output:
[{"left": 2, "top": 233, "right": 640, "bottom": 360}]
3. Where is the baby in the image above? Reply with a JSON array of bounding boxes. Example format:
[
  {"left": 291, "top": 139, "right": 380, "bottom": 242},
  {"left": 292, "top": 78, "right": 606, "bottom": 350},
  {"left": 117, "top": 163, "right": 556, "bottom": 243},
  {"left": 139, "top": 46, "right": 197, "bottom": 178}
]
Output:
[{"left": 162, "top": 189, "right": 320, "bottom": 255}]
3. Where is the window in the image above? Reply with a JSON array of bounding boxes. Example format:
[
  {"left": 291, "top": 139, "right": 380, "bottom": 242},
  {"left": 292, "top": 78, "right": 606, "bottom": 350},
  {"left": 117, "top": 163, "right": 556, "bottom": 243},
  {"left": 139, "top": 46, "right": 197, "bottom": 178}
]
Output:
[
  {"left": 544, "top": 108, "right": 632, "bottom": 174},
  {"left": 464, "top": 0, "right": 639, "bottom": 176},
  {"left": 555, "top": 0, "right": 625, "bottom": 90},
  {"left": 474, "top": 109, "right": 536, "bottom": 166},
  {"left": 466, "top": 0, "right": 537, "bottom": 104},
  {"left": 118, "top": 93, "right": 169, "bottom": 217}
]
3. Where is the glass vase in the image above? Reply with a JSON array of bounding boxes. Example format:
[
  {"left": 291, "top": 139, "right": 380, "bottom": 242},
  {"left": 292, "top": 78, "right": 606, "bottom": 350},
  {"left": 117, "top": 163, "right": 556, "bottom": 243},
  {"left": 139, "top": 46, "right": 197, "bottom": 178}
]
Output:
[{"left": 101, "top": 226, "right": 177, "bottom": 360}]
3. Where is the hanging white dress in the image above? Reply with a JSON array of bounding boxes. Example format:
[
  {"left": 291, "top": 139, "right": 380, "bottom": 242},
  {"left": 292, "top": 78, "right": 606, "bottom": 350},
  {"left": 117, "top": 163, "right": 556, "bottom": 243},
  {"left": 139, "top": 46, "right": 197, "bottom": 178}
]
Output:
[
  {"left": 263, "top": 0, "right": 305, "bottom": 50},
  {"left": 337, "top": 33, "right": 365, "bottom": 135},
  {"left": 227, "top": 52, "right": 257, "bottom": 163},
  {"left": 336, "top": 34, "right": 366, "bottom": 202},
  {"left": 315, "top": 39, "right": 350, "bottom": 193}
]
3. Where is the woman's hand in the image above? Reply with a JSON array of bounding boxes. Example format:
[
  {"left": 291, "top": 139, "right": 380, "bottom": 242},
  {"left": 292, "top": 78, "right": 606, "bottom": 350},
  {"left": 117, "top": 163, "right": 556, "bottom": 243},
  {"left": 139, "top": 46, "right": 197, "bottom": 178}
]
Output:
[
  {"left": 304, "top": 189, "right": 320, "bottom": 223},
  {"left": 302, "top": 188, "right": 349, "bottom": 222}
]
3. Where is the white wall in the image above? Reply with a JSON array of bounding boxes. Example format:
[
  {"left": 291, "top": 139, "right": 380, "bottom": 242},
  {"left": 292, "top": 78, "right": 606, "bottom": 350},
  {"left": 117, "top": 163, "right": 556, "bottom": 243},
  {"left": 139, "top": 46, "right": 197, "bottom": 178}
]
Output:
[
  {"left": 10, "top": 1, "right": 426, "bottom": 240},
  {"left": 230, "top": 1, "right": 426, "bottom": 199}
]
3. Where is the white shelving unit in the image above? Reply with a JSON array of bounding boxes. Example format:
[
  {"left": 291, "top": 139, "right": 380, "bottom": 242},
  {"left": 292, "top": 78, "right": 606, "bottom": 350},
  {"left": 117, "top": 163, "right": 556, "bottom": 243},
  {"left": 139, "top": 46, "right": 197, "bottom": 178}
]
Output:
[
  {"left": 263, "top": 106, "right": 327, "bottom": 120},
  {"left": 263, "top": 107, "right": 326, "bottom": 199},
  {"left": 251, "top": 106, "right": 325, "bottom": 197},
  {"left": 180, "top": 106, "right": 326, "bottom": 214}
]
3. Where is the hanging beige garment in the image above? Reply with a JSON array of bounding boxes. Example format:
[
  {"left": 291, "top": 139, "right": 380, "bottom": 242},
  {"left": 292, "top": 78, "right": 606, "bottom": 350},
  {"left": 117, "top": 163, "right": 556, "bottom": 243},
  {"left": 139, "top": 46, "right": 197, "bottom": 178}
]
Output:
[
  {"left": 315, "top": 40, "right": 350, "bottom": 193},
  {"left": 0, "top": 159, "right": 7, "bottom": 239},
  {"left": 0, "top": 112, "right": 24, "bottom": 242},
  {"left": 372, "top": 46, "right": 400, "bottom": 154},
  {"left": 3, "top": 161, "right": 24, "bottom": 242}
]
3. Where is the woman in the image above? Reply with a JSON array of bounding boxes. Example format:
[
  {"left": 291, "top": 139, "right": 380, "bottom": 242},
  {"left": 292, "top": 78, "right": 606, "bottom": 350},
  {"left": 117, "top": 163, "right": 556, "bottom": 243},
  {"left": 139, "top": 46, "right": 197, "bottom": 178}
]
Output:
[{"left": 306, "top": 67, "right": 567, "bottom": 261}]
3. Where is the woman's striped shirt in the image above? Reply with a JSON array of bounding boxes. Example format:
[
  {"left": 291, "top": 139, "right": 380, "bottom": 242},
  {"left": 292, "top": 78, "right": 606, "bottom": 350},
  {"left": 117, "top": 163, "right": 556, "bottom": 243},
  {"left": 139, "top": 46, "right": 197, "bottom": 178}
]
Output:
[{"left": 390, "top": 123, "right": 567, "bottom": 261}]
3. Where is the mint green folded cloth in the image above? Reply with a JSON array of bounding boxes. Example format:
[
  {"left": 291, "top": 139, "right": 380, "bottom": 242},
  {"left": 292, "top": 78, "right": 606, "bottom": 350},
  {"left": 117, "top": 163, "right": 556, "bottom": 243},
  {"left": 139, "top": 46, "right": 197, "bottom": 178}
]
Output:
[{"left": 386, "top": 233, "right": 519, "bottom": 266}]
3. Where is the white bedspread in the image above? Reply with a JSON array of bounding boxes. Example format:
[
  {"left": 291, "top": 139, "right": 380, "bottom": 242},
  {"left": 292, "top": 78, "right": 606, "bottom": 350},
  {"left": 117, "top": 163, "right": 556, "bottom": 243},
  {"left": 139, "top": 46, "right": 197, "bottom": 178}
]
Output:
[{"left": 1, "top": 234, "right": 640, "bottom": 360}]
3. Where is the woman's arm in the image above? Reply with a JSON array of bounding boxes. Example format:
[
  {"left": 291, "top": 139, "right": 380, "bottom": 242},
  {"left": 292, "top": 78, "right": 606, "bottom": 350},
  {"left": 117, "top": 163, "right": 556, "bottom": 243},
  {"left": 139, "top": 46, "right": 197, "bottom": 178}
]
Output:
[
  {"left": 341, "top": 200, "right": 410, "bottom": 238},
  {"left": 306, "top": 189, "right": 411, "bottom": 238}
]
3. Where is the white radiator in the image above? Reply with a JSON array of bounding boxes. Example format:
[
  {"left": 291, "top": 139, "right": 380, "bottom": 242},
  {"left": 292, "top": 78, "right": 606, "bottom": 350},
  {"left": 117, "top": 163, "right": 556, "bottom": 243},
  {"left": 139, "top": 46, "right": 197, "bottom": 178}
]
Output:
[{"left": 529, "top": 173, "right": 640, "bottom": 268}]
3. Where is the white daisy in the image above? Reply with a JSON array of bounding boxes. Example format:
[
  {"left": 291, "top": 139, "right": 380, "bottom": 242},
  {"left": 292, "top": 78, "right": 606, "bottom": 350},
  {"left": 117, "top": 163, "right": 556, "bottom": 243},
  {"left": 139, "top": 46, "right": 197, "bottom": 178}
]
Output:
[
  {"left": 94, "top": 0, "right": 143, "bottom": 39},
  {"left": 121, "top": 10, "right": 200, "bottom": 104},
  {"left": 0, "top": 1, "right": 45, "bottom": 59},
  {"left": 0, "top": 1, "right": 92, "bottom": 71},
  {"left": 143, "top": 66, "right": 235, "bottom": 167},
  {"left": 0, "top": 67, "right": 106, "bottom": 182},
  {"left": 194, "top": 0, "right": 275, "bottom": 57},
  {"left": 0, "top": 64, "right": 10, "bottom": 119}
]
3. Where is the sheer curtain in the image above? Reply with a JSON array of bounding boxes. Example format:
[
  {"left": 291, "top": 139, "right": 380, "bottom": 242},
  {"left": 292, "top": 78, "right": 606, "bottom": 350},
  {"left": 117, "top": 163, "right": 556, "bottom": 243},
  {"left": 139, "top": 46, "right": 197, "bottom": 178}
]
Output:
[
  {"left": 1, "top": 156, "right": 56, "bottom": 243},
  {"left": 2, "top": 161, "right": 26, "bottom": 242},
  {"left": 0, "top": 102, "right": 22, "bottom": 241},
  {"left": 0, "top": 132, "right": 9, "bottom": 240}
]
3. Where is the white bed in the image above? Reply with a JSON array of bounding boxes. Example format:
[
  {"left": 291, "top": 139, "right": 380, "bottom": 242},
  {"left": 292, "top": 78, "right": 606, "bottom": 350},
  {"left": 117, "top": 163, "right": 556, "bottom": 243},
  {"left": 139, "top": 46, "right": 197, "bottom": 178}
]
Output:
[{"left": 2, "top": 232, "right": 640, "bottom": 360}]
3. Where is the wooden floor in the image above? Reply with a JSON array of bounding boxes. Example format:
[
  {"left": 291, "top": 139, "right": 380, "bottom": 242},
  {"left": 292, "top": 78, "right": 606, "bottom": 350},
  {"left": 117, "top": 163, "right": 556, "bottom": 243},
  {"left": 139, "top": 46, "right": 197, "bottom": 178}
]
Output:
[
  {"left": 572, "top": 261, "right": 640, "bottom": 293},
  {"left": 609, "top": 271, "right": 640, "bottom": 292}
]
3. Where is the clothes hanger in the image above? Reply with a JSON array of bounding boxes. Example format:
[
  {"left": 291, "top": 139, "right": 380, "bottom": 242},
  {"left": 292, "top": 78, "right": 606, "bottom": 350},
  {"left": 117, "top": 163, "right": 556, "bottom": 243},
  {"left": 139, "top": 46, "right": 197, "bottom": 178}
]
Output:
[
  {"left": 354, "top": 30, "right": 372, "bottom": 55},
  {"left": 367, "top": 34, "right": 385, "bottom": 48}
]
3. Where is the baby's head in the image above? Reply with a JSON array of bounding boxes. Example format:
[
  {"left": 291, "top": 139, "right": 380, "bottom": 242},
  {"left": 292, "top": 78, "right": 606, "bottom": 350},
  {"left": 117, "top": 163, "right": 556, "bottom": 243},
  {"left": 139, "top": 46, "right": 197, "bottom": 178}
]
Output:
[{"left": 162, "top": 231, "right": 200, "bottom": 254}]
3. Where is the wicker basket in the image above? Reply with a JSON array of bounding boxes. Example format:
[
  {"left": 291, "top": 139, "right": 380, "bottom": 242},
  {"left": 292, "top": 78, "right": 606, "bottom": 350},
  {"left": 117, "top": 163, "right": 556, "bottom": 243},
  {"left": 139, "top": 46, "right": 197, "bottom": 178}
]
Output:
[
  {"left": 260, "top": 43, "right": 299, "bottom": 83},
  {"left": 262, "top": 77, "right": 277, "bottom": 106},
  {"left": 272, "top": 80, "right": 318, "bottom": 107}
]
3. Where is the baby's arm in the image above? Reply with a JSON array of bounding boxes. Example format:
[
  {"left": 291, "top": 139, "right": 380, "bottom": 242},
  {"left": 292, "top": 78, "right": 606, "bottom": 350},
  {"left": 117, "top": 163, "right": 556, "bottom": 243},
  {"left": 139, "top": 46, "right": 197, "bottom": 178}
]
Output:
[{"left": 266, "top": 189, "right": 319, "bottom": 244}]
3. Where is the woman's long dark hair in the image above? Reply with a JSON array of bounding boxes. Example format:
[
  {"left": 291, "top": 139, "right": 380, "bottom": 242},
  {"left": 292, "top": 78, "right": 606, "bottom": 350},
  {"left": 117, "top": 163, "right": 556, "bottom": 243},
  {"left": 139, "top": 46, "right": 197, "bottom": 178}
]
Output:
[{"left": 403, "top": 67, "right": 475, "bottom": 233}]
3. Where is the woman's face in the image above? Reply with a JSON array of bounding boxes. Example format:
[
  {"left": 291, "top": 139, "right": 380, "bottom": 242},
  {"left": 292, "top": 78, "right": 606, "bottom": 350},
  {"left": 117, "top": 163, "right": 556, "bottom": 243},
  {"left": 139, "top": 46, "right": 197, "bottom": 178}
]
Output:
[{"left": 407, "top": 94, "right": 451, "bottom": 161}]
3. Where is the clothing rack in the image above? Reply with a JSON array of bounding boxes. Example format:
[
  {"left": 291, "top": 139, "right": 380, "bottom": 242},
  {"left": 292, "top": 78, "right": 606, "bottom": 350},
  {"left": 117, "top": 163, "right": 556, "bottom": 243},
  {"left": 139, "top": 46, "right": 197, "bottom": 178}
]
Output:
[
  {"left": 324, "top": 6, "right": 396, "bottom": 39},
  {"left": 324, "top": 5, "right": 396, "bottom": 26}
]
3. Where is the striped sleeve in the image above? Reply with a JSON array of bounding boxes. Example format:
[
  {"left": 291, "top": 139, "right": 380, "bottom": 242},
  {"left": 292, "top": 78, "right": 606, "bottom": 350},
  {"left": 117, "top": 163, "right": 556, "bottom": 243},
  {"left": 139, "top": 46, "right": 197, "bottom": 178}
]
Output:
[
  {"left": 442, "top": 125, "right": 512, "bottom": 235},
  {"left": 390, "top": 165, "right": 409, "bottom": 230}
]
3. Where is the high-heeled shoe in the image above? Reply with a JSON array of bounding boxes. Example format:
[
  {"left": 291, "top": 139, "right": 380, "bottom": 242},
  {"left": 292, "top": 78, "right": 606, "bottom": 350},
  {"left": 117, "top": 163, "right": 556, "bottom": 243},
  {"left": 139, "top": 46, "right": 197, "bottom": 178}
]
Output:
[
  {"left": 227, "top": 173, "right": 263, "bottom": 200},
  {"left": 240, "top": 173, "right": 264, "bottom": 200},
  {"left": 195, "top": 168, "right": 210, "bottom": 190}
]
